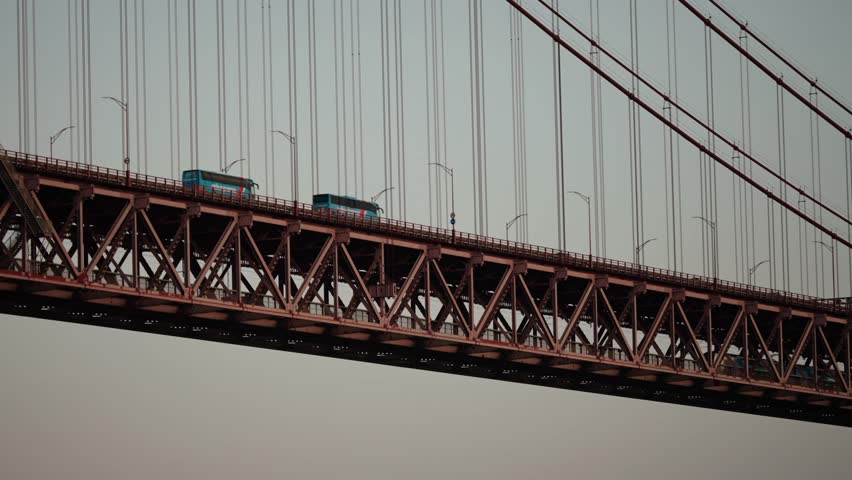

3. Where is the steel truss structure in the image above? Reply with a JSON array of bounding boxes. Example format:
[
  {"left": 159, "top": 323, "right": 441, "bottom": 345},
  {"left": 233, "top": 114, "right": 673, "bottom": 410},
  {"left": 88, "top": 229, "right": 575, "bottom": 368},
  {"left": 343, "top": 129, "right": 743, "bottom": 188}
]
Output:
[{"left": 0, "top": 151, "right": 850, "bottom": 426}]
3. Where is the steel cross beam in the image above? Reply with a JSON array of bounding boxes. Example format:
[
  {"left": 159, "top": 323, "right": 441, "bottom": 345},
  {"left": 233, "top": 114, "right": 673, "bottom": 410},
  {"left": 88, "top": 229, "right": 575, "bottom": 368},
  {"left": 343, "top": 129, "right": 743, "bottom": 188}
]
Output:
[{"left": 0, "top": 155, "right": 850, "bottom": 425}]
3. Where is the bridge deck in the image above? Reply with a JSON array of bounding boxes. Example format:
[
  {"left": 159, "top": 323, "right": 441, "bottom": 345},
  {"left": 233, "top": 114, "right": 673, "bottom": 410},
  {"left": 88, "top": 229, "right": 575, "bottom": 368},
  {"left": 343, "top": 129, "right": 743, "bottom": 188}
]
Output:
[{"left": 0, "top": 149, "right": 850, "bottom": 426}]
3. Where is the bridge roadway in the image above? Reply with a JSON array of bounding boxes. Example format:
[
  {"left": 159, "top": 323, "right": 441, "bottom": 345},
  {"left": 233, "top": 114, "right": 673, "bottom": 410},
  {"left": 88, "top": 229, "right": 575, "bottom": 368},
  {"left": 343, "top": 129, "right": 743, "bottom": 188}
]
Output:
[{"left": 0, "top": 150, "right": 850, "bottom": 426}]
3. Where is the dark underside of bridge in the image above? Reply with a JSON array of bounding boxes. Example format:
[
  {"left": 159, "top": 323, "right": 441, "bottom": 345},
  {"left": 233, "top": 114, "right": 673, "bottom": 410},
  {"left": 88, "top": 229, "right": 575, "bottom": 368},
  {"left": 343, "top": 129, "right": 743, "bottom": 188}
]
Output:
[{"left": 3, "top": 291, "right": 849, "bottom": 428}]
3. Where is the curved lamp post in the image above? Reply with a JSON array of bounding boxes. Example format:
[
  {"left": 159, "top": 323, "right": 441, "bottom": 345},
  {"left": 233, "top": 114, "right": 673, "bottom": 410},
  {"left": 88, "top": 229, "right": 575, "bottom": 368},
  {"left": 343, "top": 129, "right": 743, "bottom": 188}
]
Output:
[
  {"left": 429, "top": 162, "right": 456, "bottom": 239},
  {"left": 49, "top": 125, "right": 74, "bottom": 158},
  {"left": 506, "top": 213, "right": 528, "bottom": 241},
  {"left": 102, "top": 96, "right": 130, "bottom": 185}
]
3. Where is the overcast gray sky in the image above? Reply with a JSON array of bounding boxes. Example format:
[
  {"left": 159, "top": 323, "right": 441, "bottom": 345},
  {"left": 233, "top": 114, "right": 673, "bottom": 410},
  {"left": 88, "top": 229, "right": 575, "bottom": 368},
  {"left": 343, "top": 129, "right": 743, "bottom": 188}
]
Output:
[{"left": 1, "top": 0, "right": 852, "bottom": 478}]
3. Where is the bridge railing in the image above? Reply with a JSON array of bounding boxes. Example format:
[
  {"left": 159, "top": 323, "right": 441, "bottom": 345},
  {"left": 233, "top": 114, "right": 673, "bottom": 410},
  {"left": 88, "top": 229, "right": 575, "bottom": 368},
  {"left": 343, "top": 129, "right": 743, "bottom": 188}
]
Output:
[{"left": 3, "top": 149, "right": 850, "bottom": 317}]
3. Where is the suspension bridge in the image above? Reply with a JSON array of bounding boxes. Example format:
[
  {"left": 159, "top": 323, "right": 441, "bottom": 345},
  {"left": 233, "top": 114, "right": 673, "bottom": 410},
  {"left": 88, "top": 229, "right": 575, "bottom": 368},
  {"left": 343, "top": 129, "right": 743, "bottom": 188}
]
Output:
[{"left": 3, "top": 0, "right": 852, "bottom": 427}]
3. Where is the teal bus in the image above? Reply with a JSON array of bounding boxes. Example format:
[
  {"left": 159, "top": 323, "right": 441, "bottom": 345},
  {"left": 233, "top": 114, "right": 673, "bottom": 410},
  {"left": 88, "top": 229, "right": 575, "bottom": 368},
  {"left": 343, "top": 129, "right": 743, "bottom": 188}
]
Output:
[
  {"left": 182, "top": 170, "right": 256, "bottom": 198},
  {"left": 312, "top": 193, "right": 381, "bottom": 219}
]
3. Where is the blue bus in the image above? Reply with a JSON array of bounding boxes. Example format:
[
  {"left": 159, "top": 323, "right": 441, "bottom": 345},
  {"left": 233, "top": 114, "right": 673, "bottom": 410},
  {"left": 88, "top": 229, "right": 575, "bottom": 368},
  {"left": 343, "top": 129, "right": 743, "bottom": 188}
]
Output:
[
  {"left": 312, "top": 193, "right": 382, "bottom": 219},
  {"left": 182, "top": 170, "right": 256, "bottom": 198}
]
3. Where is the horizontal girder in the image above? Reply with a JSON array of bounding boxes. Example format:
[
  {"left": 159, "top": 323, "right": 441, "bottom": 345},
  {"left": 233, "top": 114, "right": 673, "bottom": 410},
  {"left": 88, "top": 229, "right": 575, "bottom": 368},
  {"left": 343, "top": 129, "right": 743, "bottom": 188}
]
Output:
[{"left": 1, "top": 150, "right": 850, "bottom": 426}]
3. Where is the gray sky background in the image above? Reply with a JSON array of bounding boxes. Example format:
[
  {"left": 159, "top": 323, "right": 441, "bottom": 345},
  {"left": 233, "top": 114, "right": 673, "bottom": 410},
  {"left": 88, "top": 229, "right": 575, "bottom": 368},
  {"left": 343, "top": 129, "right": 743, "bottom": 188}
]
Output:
[{"left": 1, "top": 0, "right": 852, "bottom": 478}]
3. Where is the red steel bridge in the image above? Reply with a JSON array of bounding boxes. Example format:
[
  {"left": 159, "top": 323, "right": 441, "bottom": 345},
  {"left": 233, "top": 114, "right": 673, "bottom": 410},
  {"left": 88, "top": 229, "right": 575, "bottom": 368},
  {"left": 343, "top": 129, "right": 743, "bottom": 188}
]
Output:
[
  {"left": 0, "top": 150, "right": 849, "bottom": 426},
  {"left": 6, "top": 0, "right": 852, "bottom": 428}
]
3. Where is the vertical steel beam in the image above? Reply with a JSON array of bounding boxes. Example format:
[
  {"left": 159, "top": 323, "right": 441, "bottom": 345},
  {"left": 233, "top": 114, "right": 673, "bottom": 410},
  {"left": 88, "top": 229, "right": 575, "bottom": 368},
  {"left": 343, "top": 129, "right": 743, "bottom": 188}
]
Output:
[
  {"left": 132, "top": 212, "right": 138, "bottom": 289},
  {"left": 77, "top": 195, "right": 84, "bottom": 272},
  {"left": 21, "top": 218, "right": 28, "bottom": 273},
  {"left": 708, "top": 305, "right": 714, "bottom": 368},
  {"left": 284, "top": 232, "right": 291, "bottom": 303},
  {"left": 847, "top": 326, "right": 851, "bottom": 392},
  {"left": 779, "top": 316, "right": 785, "bottom": 376},
  {"left": 184, "top": 214, "right": 192, "bottom": 292},
  {"left": 333, "top": 246, "right": 339, "bottom": 318},
  {"left": 593, "top": 289, "right": 599, "bottom": 356},
  {"left": 744, "top": 314, "right": 750, "bottom": 379},
  {"left": 425, "top": 258, "right": 431, "bottom": 326},
  {"left": 235, "top": 228, "right": 242, "bottom": 303},
  {"left": 632, "top": 295, "right": 638, "bottom": 358},
  {"left": 511, "top": 276, "right": 517, "bottom": 344},
  {"left": 670, "top": 300, "right": 676, "bottom": 367},
  {"left": 468, "top": 263, "right": 475, "bottom": 335},
  {"left": 552, "top": 277, "right": 559, "bottom": 339}
]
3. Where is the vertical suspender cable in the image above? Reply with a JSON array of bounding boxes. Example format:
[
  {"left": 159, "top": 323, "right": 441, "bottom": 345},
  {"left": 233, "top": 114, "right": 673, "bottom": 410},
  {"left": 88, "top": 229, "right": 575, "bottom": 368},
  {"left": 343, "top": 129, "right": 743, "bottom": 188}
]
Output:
[
  {"left": 267, "top": 0, "right": 275, "bottom": 196},
  {"left": 288, "top": 0, "right": 298, "bottom": 200},
  {"left": 120, "top": 0, "right": 127, "bottom": 169},
  {"left": 552, "top": 0, "right": 563, "bottom": 249},
  {"left": 424, "top": 0, "right": 432, "bottom": 225},
  {"left": 334, "top": 0, "right": 342, "bottom": 195},
  {"left": 132, "top": 0, "right": 140, "bottom": 173},
  {"left": 815, "top": 88, "right": 825, "bottom": 296},
  {"left": 167, "top": 0, "right": 175, "bottom": 177},
  {"left": 86, "top": 0, "right": 93, "bottom": 163},
  {"left": 777, "top": 85, "right": 789, "bottom": 290},
  {"left": 348, "top": 1, "right": 357, "bottom": 198},
  {"left": 66, "top": 0, "right": 73, "bottom": 160},
  {"left": 432, "top": 0, "right": 442, "bottom": 227},
  {"left": 236, "top": 0, "right": 243, "bottom": 177},
  {"left": 261, "top": 0, "right": 269, "bottom": 194},
  {"left": 356, "top": 1, "right": 365, "bottom": 200},
  {"left": 340, "top": 0, "right": 349, "bottom": 196},
  {"left": 74, "top": 0, "right": 81, "bottom": 161},
  {"left": 215, "top": 0, "right": 223, "bottom": 171},
  {"left": 664, "top": 0, "right": 676, "bottom": 269},
  {"left": 32, "top": 0, "right": 38, "bottom": 154},
  {"left": 308, "top": 0, "right": 317, "bottom": 194},
  {"left": 141, "top": 0, "right": 149, "bottom": 173},
  {"left": 551, "top": 0, "right": 568, "bottom": 250},
  {"left": 846, "top": 136, "right": 852, "bottom": 295},
  {"left": 243, "top": 0, "right": 251, "bottom": 181},
  {"left": 439, "top": 0, "right": 448, "bottom": 228},
  {"left": 511, "top": 9, "right": 518, "bottom": 239},
  {"left": 396, "top": 0, "right": 407, "bottom": 220},
  {"left": 467, "top": 0, "right": 477, "bottom": 233},
  {"left": 17, "top": 0, "right": 23, "bottom": 150},
  {"left": 175, "top": 0, "right": 183, "bottom": 176}
]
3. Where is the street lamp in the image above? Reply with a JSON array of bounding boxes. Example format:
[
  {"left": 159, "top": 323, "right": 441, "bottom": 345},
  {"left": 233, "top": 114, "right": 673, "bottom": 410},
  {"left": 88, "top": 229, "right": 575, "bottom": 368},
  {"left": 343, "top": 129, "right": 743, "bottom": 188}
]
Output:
[
  {"left": 102, "top": 96, "right": 130, "bottom": 184},
  {"left": 634, "top": 237, "right": 657, "bottom": 263},
  {"left": 49, "top": 125, "right": 74, "bottom": 158},
  {"left": 271, "top": 130, "right": 297, "bottom": 200},
  {"left": 370, "top": 186, "right": 395, "bottom": 203},
  {"left": 693, "top": 215, "right": 719, "bottom": 279},
  {"left": 748, "top": 259, "right": 770, "bottom": 285},
  {"left": 223, "top": 158, "right": 246, "bottom": 174},
  {"left": 568, "top": 190, "right": 592, "bottom": 263},
  {"left": 506, "top": 213, "right": 528, "bottom": 241},
  {"left": 429, "top": 162, "right": 456, "bottom": 239},
  {"left": 814, "top": 240, "right": 837, "bottom": 298}
]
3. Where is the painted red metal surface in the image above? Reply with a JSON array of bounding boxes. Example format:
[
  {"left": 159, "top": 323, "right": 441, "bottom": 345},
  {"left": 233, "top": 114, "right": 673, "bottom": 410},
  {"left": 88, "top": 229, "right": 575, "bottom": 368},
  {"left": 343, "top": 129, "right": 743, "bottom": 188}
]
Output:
[{"left": 0, "top": 150, "right": 850, "bottom": 425}]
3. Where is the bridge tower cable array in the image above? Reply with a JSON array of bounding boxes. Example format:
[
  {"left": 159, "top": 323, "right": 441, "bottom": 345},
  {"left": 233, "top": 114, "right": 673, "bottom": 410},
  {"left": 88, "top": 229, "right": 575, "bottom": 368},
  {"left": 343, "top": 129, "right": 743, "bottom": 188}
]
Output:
[{"left": 522, "top": 0, "right": 852, "bottom": 254}]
